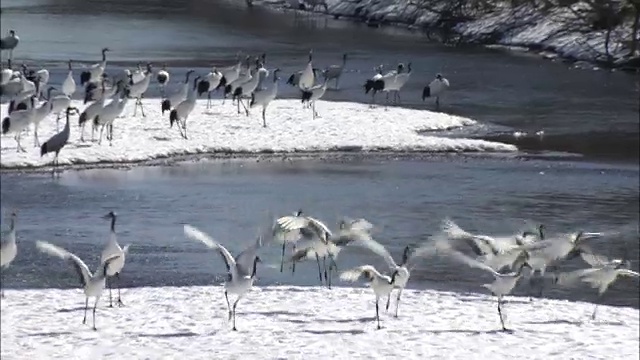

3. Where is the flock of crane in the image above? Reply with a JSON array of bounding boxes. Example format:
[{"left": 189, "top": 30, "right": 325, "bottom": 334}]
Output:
[
  {"left": 0, "top": 29, "right": 451, "bottom": 174},
  {"left": 1, "top": 210, "right": 637, "bottom": 332}
]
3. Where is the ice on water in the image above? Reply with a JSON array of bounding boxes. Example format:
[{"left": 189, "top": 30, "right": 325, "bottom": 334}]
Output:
[
  {"left": 1, "top": 285, "right": 638, "bottom": 359},
  {"left": 0, "top": 99, "right": 516, "bottom": 169}
]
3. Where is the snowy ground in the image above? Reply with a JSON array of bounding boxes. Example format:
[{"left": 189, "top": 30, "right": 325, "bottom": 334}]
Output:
[
  {"left": 266, "top": 0, "right": 637, "bottom": 67},
  {"left": 1, "top": 286, "right": 638, "bottom": 359},
  {"left": 0, "top": 99, "right": 515, "bottom": 169}
]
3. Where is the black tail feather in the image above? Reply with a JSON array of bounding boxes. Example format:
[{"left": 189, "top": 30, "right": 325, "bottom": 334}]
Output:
[
  {"left": 232, "top": 87, "right": 242, "bottom": 100},
  {"left": 40, "top": 142, "right": 48, "bottom": 157},
  {"left": 157, "top": 73, "right": 168, "bottom": 84},
  {"left": 216, "top": 76, "right": 227, "bottom": 90},
  {"left": 286, "top": 74, "right": 295, "bottom": 86},
  {"left": 78, "top": 112, "right": 87, "bottom": 126},
  {"left": 8, "top": 101, "right": 15, "bottom": 114},
  {"left": 197, "top": 80, "right": 209, "bottom": 96},
  {"left": 250, "top": 93, "right": 256, "bottom": 107},
  {"left": 169, "top": 109, "right": 178, "bottom": 128},
  {"left": 2, "top": 117, "right": 10, "bottom": 134},
  {"left": 422, "top": 86, "right": 431, "bottom": 101},
  {"left": 161, "top": 99, "right": 171, "bottom": 115},
  {"left": 301, "top": 90, "right": 312, "bottom": 103},
  {"left": 80, "top": 71, "right": 91, "bottom": 86},
  {"left": 16, "top": 102, "right": 27, "bottom": 112},
  {"left": 224, "top": 84, "right": 232, "bottom": 96},
  {"left": 93, "top": 115, "right": 100, "bottom": 127}
]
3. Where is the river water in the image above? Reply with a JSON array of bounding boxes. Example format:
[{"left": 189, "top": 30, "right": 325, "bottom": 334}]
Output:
[{"left": 0, "top": 0, "right": 638, "bottom": 308}]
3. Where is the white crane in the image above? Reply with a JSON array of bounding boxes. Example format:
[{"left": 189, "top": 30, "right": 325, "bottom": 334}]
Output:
[
  {"left": 273, "top": 209, "right": 333, "bottom": 285},
  {"left": 339, "top": 265, "right": 398, "bottom": 330},
  {"left": 232, "top": 68, "right": 261, "bottom": 116},
  {"left": 100, "top": 211, "right": 131, "bottom": 307},
  {"left": 447, "top": 249, "right": 532, "bottom": 331},
  {"left": 254, "top": 54, "right": 269, "bottom": 90},
  {"left": 62, "top": 60, "right": 76, "bottom": 97},
  {"left": 555, "top": 254, "right": 639, "bottom": 320},
  {"left": 34, "top": 68, "right": 50, "bottom": 100},
  {"left": 422, "top": 73, "right": 450, "bottom": 111},
  {"left": 40, "top": 106, "right": 79, "bottom": 176},
  {"left": 217, "top": 58, "right": 242, "bottom": 92},
  {"left": 0, "top": 212, "right": 18, "bottom": 298},
  {"left": 156, "top": 63, "right": 170, "bottom": 97},
  {"left": 353, "top": 237, "right": 440, "bottom": 318},
  {"left": 35, "top": 241, "right": 121, "bottom": 330},
  {"left": 78, "top": 79, "right": 112, "bottom": 142},
  {"left": 80, "top": 47, "right": 110, "bottom": 86},
  {"left": 2, "top": 97, "right": 36, "bottom": 152},
  {"left": 249, "top": 69, "right": 280, "bottom": 127},
  {"left": 286, "top": 68, "right": 318, "bottom": 88},
  {"left": 169, "top": 75, "right": 200, "bottom": 139},
  {"left": 161, "top": 69, "right": 194, "bottom": 115},
  {"left": 183, "top": 225, "right": 262, "bottom": 331},
  {"left": 197, "top": 68, "right": 222, "bottom": 109},
  {"left": 83, "top": 73, "right": 116, "bottom": 104},
  {"left": 46, "top": 87, "right": 72, "bottom": 131},
  {"left": 298, "top": 50, "right": 314, "bottom": 91},
  {"left": 224, "top": 64, "right": 252, "bottom": 104},
  {"left": 363, "top": 64, "right": 395, "bottom": 107},
  {"left": 322, "top": 53, "right": 347, "bottom": 89},
  {"left": 94, "top": 86, "right": 129, "bottom": 145},
  {"left": 29, "top": 96, "right": 54, "bottom": 147},
  {"left": 300, "top": 78, "right": 328, "bottom": 119},
  {"left": 383, "top": 62, "right": 412, "bottom": 106},
  {"left": 0, "top": 30, "right": 19, "bottom": 62},
  {"left": 1, "top": 60, "right": 14, "bottom": 86},
  {"left": 127, "top": 63, "right": 153, "bottom": 117}
]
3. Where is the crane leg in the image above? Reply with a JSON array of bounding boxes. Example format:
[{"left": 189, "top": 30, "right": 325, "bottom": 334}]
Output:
[
  {"left": 82, "top": 297, "right": 88, "bottom": 324},
  {"left": 262, "top": 107, "right": 267, "bottom": 127}
]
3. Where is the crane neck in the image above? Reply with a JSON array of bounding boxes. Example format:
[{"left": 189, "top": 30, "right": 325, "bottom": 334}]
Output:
[{"left": 110, "top": 215, "right": 117, "bottom": 232}]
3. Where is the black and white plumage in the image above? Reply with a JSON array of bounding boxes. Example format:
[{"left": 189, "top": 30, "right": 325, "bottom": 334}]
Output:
[
  {"left": 556, "top": 255, "right": 639, "bottom": 320},
  {"left": 62, "top": 60, "right": 76, "bottom": 98},
  {"left": 2, "top": 96, "right": 36, "bottom": 152},
  {"left": 300, "top": 78, "right": 328, "bottom": 119},
  {"left": 216, "top": 58, "right": 242, "bottom": 92},
  {"left": 339, "top": 265, "right": 399, "bottom": 330},
  {"left": 322, "top": 53, "right": 347, "bottom": 90},
  {"left": 232, "top": 67, "right": 261, "bottom": 116},
  {"left": 36, "top": 241, "right": 121, "bottom": 330},
  {"left": 197, "top": 68, "right": 223, "bottom": 109},
  {"left": 422, "top": 73, "right": 450, "bottom": 111},
  {"left": 29, "top": 96, "right": 54, "bottom": 147},
  {"left": 94, "top": 84, "right": 129, "bottom": 145},
  {"left": 0, "top": 30, "right": 19, "bottom": 62},
  {"left": 183, "top": 225, "right": 262, "bottom": 331},
  {"left": 169, "top": 75, "right": 200, "bottom": 139},
  {"left": 298, "top": 50, "right": 315, "bottom": 91},
  {"left": 383, "top": 62, "right": 412, "bottom": 106},
  {"left": 78, "top": 79, "right": 110, "bottom": 142},
  {"left": 447, "top": 249, "right": 532, "bottom": 331},
  {"left": 1, "top": 60, "right": 14, "bottom": 86},
  {"left": 1, "top": 212, "right": 18, "bottom": 298},
  {"left": 128, "top": 63, "right": 153, "bottom": 117},
  {"left": 353, "top": 237, "right": 440, "bottom": 318},
  {"left": 156, "top": 64, "right": 170, "bottom": 97},
  {"left": 224, "top": 59, "right": 253, "bottom": 104},
  {"left": 80, "top": 47, "right": 110, "bottom": 86},
  {"left": 40, "top": 106, "right": 79, "bottom": 176},
  {"left": 363, "top": 64, "right": 390, "bottom": 106},
  {"left": 161, "top": 69, "right": 194, "bottom": 115},
  {"left": 46, "top": 87, "right": 72, "bottom": 131},
  {"left": 100, "top": 211, "right": 131, "bottom": 308},
  {"left": 250, "top": 68, "right": 280, "bottom": 127}
]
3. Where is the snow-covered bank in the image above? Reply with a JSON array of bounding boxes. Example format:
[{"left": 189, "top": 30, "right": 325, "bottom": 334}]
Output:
[
  {"left": 0, "top": 99, "right": 516, "bottom": 169},
  {"left": 265, "top": 0, "right": 639, "bottom": 70},
  {"left": 1, "top": 286, "right": 638, "bottom": 359}
]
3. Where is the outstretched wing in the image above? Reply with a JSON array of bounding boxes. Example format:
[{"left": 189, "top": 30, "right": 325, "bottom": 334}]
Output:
[
  {"left": 36, "top": 241, "right": 92, "bottom": 287},
  {"left": 235, "top": 235, "right": 262, "bottom": 277},
  {"left": 339, "top": 265, "right": 378, "bottom": 282},
  {"left": 448, "top": 250, "right": 501, "bottom": 278},
  {"left": 354, "top": 237, "right": 398, "bottom": 270},
  {"left": 184, "top": 224, "right": 236, "bottom": 274}
]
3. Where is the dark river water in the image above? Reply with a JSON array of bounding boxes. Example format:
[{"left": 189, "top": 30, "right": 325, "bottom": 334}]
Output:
[
  {"left": 1, "top": 157, "right": 639, "bottom": 308},
  {"left": 0, "top": 0, "right": 639, "bottom": 308}
]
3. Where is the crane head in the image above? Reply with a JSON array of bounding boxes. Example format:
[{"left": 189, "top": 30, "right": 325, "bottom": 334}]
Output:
[
  {"left": 9, "top": 30, "right": 15, "bottom": 36},
  {"left": 65, "top": 106, "right": 79, "bottom": 115},
  {"left": 102, "top": 211, "right": 117, "bottom": 220},
  {"left": 102, "top": 47, "right": 111, "bottom": 53}
]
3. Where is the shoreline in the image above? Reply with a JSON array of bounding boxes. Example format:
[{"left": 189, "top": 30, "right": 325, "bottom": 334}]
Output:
[{"left": 258, "top": 0, "right": 640, "bottom": 72}]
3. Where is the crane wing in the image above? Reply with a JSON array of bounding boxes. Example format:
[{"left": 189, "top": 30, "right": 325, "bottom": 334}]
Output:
[
  {"left": 183, "top": 225, "right": 236, "bottom": 274},
  {"left": 36, "top": 241, "right": 92, "bottom": 287}
]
